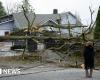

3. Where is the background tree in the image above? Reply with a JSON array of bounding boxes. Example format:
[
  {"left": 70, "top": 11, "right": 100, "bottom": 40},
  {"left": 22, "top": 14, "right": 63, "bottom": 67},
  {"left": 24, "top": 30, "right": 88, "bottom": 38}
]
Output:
[
  {"left": 22, "top": 0, "right": 31, "bottom": 12},
  {"left": 0, "top": 1, "right": 6, "bottom": 17},
  {"left": 94, "top": 6, "right": 100, "bottom": 39}
]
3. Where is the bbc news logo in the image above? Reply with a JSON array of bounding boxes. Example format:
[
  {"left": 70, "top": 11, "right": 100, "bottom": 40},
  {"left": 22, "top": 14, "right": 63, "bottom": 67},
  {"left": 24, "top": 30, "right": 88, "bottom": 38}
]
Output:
[{"left": 0, "top": 68, "right": 20, "bottom": 74}]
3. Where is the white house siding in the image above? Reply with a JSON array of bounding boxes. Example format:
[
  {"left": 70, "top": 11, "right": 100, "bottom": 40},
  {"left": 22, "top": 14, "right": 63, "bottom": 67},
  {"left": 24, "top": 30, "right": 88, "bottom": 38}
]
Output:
[
  {"left": 60, "top": 13, "right": 82, "bottom": 36},
  {"left": 67, "top": 14, "right": 76, "bottom": 24},
  {"left": 61, "top": 13, "right": 76, "bottom": 24},
  {"left": 42, "top": 26, "right": 82, "bottom": 37},
  {"left": 0, "top": 30, "right": 11, "bottom": 36},
  {"left": 60, "top": 29, "right": 68, "bottom": 33},
  {"left": 0, "top": 21, "right": 14, "bottom": 36},
  {"left": 71, "top": 27, "right": 82, "bottom": 36},
  {"left": 72, "top": 27, "right": 82, "bottom": 33},
  {"left": 59, "top": 27, "right": 82, "bottom": 37},
  {"left": 60, "top": 27, "right": 82, "bottom": 36}
]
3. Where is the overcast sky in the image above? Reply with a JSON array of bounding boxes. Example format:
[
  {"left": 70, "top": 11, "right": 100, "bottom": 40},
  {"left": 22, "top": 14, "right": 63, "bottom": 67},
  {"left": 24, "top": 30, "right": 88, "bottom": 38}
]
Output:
[{"left": 0, "top": 0, "right": 100, "bottom": 25}]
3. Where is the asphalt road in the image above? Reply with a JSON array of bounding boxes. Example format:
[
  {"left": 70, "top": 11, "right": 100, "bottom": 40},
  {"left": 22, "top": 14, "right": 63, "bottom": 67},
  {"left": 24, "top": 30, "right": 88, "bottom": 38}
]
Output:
[{"left": 0, "top": 65, "right": 100, "bottom": 80}]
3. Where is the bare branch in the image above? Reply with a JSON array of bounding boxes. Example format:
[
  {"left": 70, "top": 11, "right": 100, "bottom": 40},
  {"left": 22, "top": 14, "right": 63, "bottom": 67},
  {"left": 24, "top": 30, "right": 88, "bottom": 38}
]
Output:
[
  {"left": 30, "top": 12, "right": 36, "bottom": 27},
  {"left": 22, "top": 5, "right": 31, "bottom": 30}
]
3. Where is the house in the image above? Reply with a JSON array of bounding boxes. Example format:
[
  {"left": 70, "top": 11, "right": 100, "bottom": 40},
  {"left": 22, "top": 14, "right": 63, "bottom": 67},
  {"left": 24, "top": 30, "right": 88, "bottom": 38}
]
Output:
[
  {"left": 0, "top": 9, "right": 86, "bottom": 37},
  {"left": 0, "top": 9, "right": 87, "bottom": 52}
]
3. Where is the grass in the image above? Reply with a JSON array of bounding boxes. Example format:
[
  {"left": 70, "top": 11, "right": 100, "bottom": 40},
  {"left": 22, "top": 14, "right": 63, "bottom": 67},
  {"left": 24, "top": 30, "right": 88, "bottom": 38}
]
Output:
[
  {"left": 54, "top": 51, "right": 100, "bottom": 69},
  {"left": 0, "top": 54, "right": 42, "bottom": 63},
  {"left": 0, "top": 51, "right": 100, "bottom": 69}
]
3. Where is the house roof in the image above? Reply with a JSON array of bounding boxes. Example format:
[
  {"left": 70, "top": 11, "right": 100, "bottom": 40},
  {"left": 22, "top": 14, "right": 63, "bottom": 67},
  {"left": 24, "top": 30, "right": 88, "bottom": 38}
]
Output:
[
  {"left": 13, "top": 12, "right": 83, "bottom": 29},
  {"left": 0, "top": 14, "right": 13, "bottom": 20},
  {"left": 0, "top": 11, "right": 83, "bottom": 29},
  {"left": 0, "top": 14, "right": 14, "bottom": 23}
]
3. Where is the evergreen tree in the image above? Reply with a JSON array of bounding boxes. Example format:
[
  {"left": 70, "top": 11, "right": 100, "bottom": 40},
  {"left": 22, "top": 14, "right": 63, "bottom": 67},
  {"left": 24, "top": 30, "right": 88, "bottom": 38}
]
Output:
[
  {"left": 0, "top": 1, "right": 6, "bottom": 17},
  {"left": 94, "top": 6, "right": 100, "bottom": 39}
]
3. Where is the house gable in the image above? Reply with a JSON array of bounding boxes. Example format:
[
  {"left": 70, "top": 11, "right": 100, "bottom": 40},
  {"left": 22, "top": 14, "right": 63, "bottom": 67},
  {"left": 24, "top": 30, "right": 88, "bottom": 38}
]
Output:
[{"left": 42, "top": 20, "right": 57, "bottom": 26}]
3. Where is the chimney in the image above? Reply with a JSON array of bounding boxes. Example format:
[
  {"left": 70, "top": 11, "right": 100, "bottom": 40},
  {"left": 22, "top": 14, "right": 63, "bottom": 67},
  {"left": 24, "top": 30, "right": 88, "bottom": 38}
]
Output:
[{"left": 53, "top": 9, "right": 58, "bottom": 14}]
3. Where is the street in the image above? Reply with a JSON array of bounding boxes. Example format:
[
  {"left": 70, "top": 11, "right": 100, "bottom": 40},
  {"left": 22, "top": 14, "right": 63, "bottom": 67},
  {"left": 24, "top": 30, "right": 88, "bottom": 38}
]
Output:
[{"left": 0, "top": 64, "right": 100, "bottom": 80}]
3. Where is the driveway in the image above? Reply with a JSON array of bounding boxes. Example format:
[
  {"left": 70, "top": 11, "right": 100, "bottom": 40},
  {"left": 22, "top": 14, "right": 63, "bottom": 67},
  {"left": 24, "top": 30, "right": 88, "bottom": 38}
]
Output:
[{"left": 0, "top": 42, "right": 19, "bottom": 56}]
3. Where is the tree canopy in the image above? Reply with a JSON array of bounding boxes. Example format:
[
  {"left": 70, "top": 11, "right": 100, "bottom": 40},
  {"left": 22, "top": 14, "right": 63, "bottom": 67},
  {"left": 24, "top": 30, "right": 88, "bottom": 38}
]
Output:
[
  {"left": 94, "top": 6, "right": 100, "bottom": 39},
  {"left": 0, "top": 1, "right": 6, "bottom": 17}
]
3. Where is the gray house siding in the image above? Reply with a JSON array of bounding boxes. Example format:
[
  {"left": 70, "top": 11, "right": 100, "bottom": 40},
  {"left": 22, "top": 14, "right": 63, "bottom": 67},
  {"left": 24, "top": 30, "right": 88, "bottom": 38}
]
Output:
[{"left": 0, "top": 20, "right": 15, "bottom": 36}]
